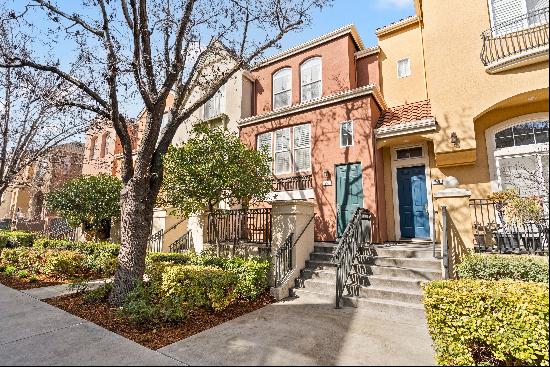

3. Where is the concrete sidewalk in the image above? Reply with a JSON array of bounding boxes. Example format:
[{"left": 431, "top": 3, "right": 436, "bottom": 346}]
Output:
[
  {"left": 159, "top": 294, "right": 437, "bottom": 366},
  {"left": 0, "top": 284, "right": 183, "bottom": 366}
]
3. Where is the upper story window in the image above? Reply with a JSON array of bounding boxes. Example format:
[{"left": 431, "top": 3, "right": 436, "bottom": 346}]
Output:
[
  {"left": 101, "top": 132, "right": 110, "bottom": 158},
  {"left": 489, "top": 0, "right": 548, "bottom": 35},
  {"left": 340, "top": 121, "right": 353, "bottom": 147},
  {"left": 495, "top": 120, "right": 549, "bottom": 149},
  {"left": 89, "top": 136, "right": 98, "bottom": 159},
  {"left": 300, "top": 57, "right": 322, "bottom": 102},
  {"left": 256, "top": 124, "right": 311, "bottom": 175},
  {"left": 273, "top": 68, "right": 292, "bottom": 110},
  {"left": 397, "top": 58, "right": 411, "bottom": 78},
  {"left": 204, "top": 84, "right": 225, "bottom": 119}
]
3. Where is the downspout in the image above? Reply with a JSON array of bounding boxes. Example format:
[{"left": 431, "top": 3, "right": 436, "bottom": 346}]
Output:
[{"left": 418, "top": 3, "right": 429, "bottom": 101}]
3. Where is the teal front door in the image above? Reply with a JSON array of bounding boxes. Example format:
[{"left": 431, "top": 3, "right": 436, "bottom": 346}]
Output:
[
  {"left": 397, "top": 165, "right": 430, "bottom": 239},
  {"left": 336, "top": 163, "right": 364, "bottom": 237}
]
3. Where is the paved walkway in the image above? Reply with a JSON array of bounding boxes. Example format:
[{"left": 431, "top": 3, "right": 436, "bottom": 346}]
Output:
[
  {"left": 21, "top": 279, "right": 111, "bottom": 300},
  {"left": 0, "top": 284, "right": 183, "bottom": 366},
  {"left": 159, "top": 294, "right": 436, "bottom": 366}
]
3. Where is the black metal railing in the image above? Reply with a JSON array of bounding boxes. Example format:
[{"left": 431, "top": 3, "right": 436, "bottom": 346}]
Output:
[
  {"left": 332, "top": 208, "right": 372, "bottom": 309},
  {"left": 470, "top": 199, "right": 549, "bottom": 254},
  {"left": 481, "top": 7, "right": 549, "bottom": 66},
  {"left": 147, "top": 229, "right": 164, "bottom": 253},
  {"left": 274, "top": 233, "right": 294, "bottom": 286},
  {"left": 41, "top": 219, "right": 77, "bottom": 241},
  {"left": 168, "top": 230, "right": 193, "bottom": 253},
  {"left": 207, "top": 208, "right": 272, "bottom": 248},
  {"left": 272, "top": 175, "right": 313, "bottom": 192}
]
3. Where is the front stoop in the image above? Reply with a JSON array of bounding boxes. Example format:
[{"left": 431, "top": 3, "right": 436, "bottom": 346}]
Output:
[{"left": 292, "top": 242, "right": 442, "bottom": 316}]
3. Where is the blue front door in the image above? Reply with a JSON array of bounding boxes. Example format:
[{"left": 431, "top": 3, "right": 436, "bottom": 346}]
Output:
[
  {"left": 336, "top": 163, "right": 364, "bottom": 237},
  {"left": 397, "top": 166, "right": 430, "bottom": 239}
]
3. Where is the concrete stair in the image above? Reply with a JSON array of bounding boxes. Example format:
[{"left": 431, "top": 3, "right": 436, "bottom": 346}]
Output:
[{"left": 292, "top": 242, "right": 442, "bottom": 316}]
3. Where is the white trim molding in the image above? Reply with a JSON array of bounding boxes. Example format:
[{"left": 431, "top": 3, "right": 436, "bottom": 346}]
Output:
[
  {"left": 485, "top": 44, "right": 549, "bottom": 74},
  {"left": 267, "top": 189, "right": 315, "bottom": 201},
  {"left": 390, "top": 142, "right": 434, "bottom": 241},
  {"left": 355, "top": 46, "right": 380, "bottom": 59},
  {"left": 253, "top": 24, "right": 365, "bottom": 70},
  {"left": 376, "top": 16, "right": 419, "bottom": 37},
  {"left": 238, "top": 84, "right": 387, "bottom": 127},
  {"left": 375, "top": 118, "right": 437, "bottom": 139}
]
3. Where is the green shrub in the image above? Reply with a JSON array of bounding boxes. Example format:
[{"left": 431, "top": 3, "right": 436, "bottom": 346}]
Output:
[
  {"left": 146, "top": 252, "right": 270, "bottom": 300},
  {"left": 43, "top": 250, "right": 86, "bottom": 278},
  {"left": 0, "top": 247, "right": 45, "bottom": 274},
  {"left": 161, "top": 265, "right": 238, "bottom": 311},
  {"left": 423, "top": 279, "right": 549, "bottom": 366},
  {"left": 34, "top": 239, "right": 119, "bottom": 277},
  {"left": 16, "top": 270, "right": 29, "bottom": 278},
  {"left": 3, "top": 265, "right": 17, "bottom": 276},
  {"left": 84, "top": 283, "right": 113, "bottom": 303},
  {"left": 0, "top": 230, "right": 35, "bottom": 248},
  {"left": 457, "top": 253, "right": 549, "bottom": 283}
]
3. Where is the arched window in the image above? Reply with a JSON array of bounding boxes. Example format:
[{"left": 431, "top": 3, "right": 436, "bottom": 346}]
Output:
[
  {"left": 89, "top": 136, "right": 98, "bottom": 159},
  {"left": 101, "top": 132, "right": 111, "bottom": 158},
  {"left": 273, "top": 68, "right": 292, "bottom": 110},
  {"left": 486, "top": 114, "right": 549, "bottom": 197},
  {"left": 300, "top": 57, "right": 322, "bottom": 102}
]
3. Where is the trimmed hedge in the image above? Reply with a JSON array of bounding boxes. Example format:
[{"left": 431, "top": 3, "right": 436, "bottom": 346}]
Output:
[
  {"left": 423, "top": 279, "right": 549, "bottom": 366},
  {"left": 33, "top": 239, "right": 119, "bottom": 276},
  {"left": 146, "top": 251, "right": 270, "bottom": 300},
  {"left": 457, "top": 253, "right": 549, "bottom": 283},
  {"left": 0, "top": 247, "right": 87, "bottom": 279},
  {"left": 0, "top": 230, "right": 35, "bottom": 249}
]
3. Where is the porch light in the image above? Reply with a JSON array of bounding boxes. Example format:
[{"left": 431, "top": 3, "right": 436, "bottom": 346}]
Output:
[
  {"left": 450, "top": 132, "right": 459, "bottom": 147},
  {"left": 323, "top": 169, "right": 331, "bottom": 180}
]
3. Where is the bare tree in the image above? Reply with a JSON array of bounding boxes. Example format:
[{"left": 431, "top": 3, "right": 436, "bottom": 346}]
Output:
[
  {"left": 0, "top": 0, "right": 331, "bottom": 304},
  {"left": 0, "top": 66, "right": 88, "bottom": 201}
]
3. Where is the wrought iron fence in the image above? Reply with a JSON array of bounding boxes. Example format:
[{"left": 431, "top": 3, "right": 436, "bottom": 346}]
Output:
[
  {"left": 470, "top": 199, "right": 549, "bottom": 254},
  {"left": 147, "top": 229, "right": 164, "bottom": 253},
  {"left": 206, "top": 208, "right": 272, "bottom": 248},
  {"left": 272, "top": 175, "right": 313, "bottom": 192},
  {"left": 274, "top": 233, "right": 294, "bottom": 286},
  {"left": 168, "top": 230, "right": 193, "bottom": 253},
  {"left": 332, "top": 208, "right": 372, "bottom": 309},
  {"left": 480, "top": 7, "right": 549, "bottom": 66},
  {"left": 41, "top": 218, "right": 77, "bottom": 241}
]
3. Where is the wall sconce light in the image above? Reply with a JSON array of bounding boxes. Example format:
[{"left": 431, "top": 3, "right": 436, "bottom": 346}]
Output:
[
  {"left": 323, "top": 169, "right": 331, "bottom": 180},
  {"left": 450, "top": 132, "right": 459, "bottom": 147}
]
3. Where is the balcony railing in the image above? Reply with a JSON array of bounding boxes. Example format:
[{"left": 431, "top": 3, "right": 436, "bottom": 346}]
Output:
[
  {"left": 480, "top": 7, "right": 549, "bottom": 67},
  {"left": 272, "top": 175, "right": 313, "bottom": 192}
]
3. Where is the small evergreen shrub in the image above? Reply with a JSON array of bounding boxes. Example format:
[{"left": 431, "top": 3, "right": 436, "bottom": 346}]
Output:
[
  {"left": 423, "top": 279, "right": 549, "bottom": 366},
  {"left": 42, "top": 250, "right": 86, "bottom": 278},
  {"left": 0, "top": 230, "right": 35, "bottom": 248},
  {"left": 457, "top": 253, "right": 549, "bottom": 283}
]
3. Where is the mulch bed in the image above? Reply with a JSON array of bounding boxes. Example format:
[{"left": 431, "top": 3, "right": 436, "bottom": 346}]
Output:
[
  {"left": 0, "top": 273, "right": 63, "bottom": 290},
  {"left": 46, "top": 291, "right": 275, "bottom": 350}
]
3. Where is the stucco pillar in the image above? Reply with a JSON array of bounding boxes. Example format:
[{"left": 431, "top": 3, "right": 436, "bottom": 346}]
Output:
[
  {"left": 270, "top": 200, "right": 315, "bottom": 300},
  {"left": 433, "top": 177, "right": 474, "bottom": 278},
  {"left": 188, "top": 212, "right": 208, "bottom": 254}
]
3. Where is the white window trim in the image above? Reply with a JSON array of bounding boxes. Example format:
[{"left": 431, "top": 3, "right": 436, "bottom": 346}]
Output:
[
  {"left": 293, "top": 124, "right": 312, "bottom": 173},
  {"left": 485, "top": 112, "right": 549, "bottom": 193},
  {"left": 340, "top": 120, "right": 354, "bottom": 148},
  {"left": 397, "top": 57, "right": 411, "bottom": 79},
  {"left": 300, "top": 57, "right": 323, "bottom": 103},
  {"left": 395, "top": 146, "right": 424, "bottom": 160},
  {"left": 390, "top": 143, "right": 434, "bottom": 241},
  {"left": 274, "top": 127, "right": 292, "bottom": 175},
  {"left": 203, "top": 85, "right": 226, "bottom": 120},
  {"left": 273, "top": 68, "right": 292, "bottom": 110},
  {"left": 256, "top": 131, "right": 273, "bottom": 171}
]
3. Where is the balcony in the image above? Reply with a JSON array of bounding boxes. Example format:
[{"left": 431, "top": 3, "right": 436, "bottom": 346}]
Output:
[
  {"left": 480, "top": 7, "right": 549, "bottom": 74},
  {"left": 269, "top": 175, "right": 314, "bottom": 201}
]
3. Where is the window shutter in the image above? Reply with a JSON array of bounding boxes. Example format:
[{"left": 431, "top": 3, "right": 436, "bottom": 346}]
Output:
[
  {"left": 257, "top": 132, "right": 272, "bottom": 158},
  {"left": 490, "top": 0, "right": 526, "bottom": 29},
  {"left": 294, "top": 124, "right": 311, "bottom": 172}
]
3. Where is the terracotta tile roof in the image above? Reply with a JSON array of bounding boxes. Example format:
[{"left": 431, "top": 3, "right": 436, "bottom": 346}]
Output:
[{"left": 376, "top": 100, "right": 434, "bottom": 129}]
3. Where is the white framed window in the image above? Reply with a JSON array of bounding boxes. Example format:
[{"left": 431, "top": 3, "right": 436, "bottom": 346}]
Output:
[
  {"left": 274, "top": 128, "right": 291, "bottom": 174},
  {"left": 293, "top": 124, "right": 311, "bottom": 172},
  {"left": 395, "top": 146, "right": 424, "bottom": 160},
  {"left": 300, "top": 57, "right": 322, "bottom": 102},
  {"left": 340, "top": 120, "right": 354, "bottom": 147},
  {"left": 257, "top": 132, "right": 273, "bottom": 170},
  {"left": 273, "top": 68, "right": 292, "bottom": 110},
  {"left": 486, "top": 114, "right": 549, "bottom": 197},
  {"left": 488, "top": 0, "right": 548, "bottom": 35},
  {"left": 89, "top": 136, "right": 98, "bottom": 159},
  {"left": 397, "top": 58, "right": 411, "bottom": 78},
  {"left": 203, "top": 84, "right": 225, "bottom": 119},
  {"left": 102, "top": 132, "right": 111, "bottom": 158}
]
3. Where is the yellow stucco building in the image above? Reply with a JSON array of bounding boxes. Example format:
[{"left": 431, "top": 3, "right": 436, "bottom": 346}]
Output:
[{"left": 374, "top": 0, "right": 548, "bottom": 242}]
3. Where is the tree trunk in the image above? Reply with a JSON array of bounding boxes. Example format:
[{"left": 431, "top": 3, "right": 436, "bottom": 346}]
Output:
[{"left": 109, "top": 177, "right": 156, "bottom": 305}]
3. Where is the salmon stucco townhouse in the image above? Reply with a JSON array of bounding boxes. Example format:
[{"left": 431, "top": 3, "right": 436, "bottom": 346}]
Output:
[{"left": 238, "top": 25, "right": 388, "bottom": 243}]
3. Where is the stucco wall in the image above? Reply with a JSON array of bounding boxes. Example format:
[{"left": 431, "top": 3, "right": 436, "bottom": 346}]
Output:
[
  {"left": 420, "top": 0, "right": 549, "bottom": 155},
  {"left": 251, "top": 35, "right": 359, "bottom": 114},
  {"left": 240, "top": 95, "right": 384, "bottom": 242},
  {"left": 356, "top": 54, "right": 380, "bottom": 88},
  {"left": 378, "top": 22, "right": 427, "bottom": 108}
]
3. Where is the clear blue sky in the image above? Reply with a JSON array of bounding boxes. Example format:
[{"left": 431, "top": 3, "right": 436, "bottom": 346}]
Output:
[{"left": 273, "top": 0, "right": 415, "bottom": 53}]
